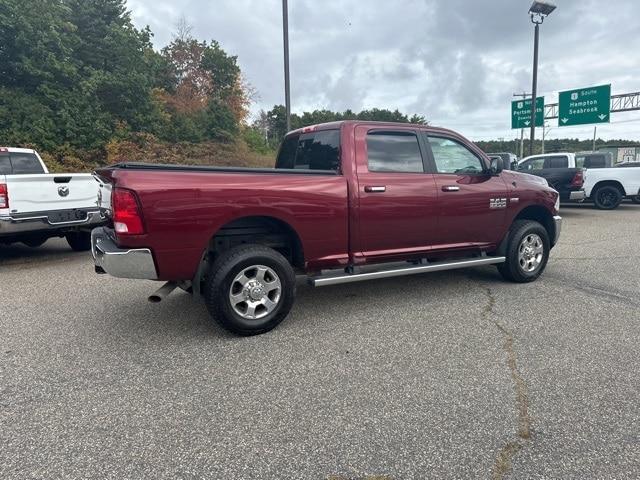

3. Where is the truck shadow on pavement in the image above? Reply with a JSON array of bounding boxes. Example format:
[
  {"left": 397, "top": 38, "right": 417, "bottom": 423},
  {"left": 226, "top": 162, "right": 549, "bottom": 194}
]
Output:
[
  {"left": 0, "top": 237, "right": 81, "bottom": 267},
  {"left": 114, "top": 266, "right": 508, "bottom": 340}
]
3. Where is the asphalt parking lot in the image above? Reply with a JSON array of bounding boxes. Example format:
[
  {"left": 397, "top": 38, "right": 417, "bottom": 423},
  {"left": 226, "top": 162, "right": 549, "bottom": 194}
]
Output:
[{"left": 1, "top": 204, "right": 639, "bottom": 479}]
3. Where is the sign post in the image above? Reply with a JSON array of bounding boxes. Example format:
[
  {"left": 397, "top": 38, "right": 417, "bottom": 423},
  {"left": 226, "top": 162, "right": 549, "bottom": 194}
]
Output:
[
  {"left": 558, "top": 84, "right": 611, "bottom": 127},
  {"left": 511, "top": 97, "right": 544, "bottom": 129}
]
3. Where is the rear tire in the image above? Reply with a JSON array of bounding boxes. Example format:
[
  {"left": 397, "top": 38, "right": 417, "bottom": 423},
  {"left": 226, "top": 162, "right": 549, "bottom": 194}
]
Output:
[
  {"left": 593, "top": 185, "right": 623, "bottom": 210},
  {"left": 631, "top": 195, "right": 640, "bottom": 205},
  {"left": 204, "top": 244, "right": 296, "bottom": 336},
  {"left": 497, "top": 220, "right": 550, "bottom": 283},
  {"left": 65, "top": 231, "right": 91, "bottom": 251}
]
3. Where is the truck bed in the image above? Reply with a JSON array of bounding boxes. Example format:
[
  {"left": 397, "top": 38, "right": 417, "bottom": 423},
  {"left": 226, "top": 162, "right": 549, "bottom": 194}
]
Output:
[{"left": 95, "top": 163, "right": 350, "bottom": 280}]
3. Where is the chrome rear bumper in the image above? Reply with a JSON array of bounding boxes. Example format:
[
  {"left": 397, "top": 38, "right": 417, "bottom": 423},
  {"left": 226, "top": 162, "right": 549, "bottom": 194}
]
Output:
[
  {"left": 552, "top": 215, "right": 562, "bottom": 246},
  {"left": 91, "top": 227, "right": 157, "bottom": 280},
  {"left": 0, "top": 210, "right": 105, "bottom": 236},
  {"left": 569, "top": 190, "right": 586, "bottom": 201}
]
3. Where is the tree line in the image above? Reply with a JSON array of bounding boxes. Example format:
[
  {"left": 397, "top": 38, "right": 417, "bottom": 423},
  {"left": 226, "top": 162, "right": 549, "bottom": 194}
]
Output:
[{"left": 0, "top": 0, "right": 248, "bottom": 155}]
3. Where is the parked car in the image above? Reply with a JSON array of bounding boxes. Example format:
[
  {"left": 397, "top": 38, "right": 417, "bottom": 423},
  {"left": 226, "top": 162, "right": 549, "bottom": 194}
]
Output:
[
  {"left": 517, "top": 154, "right": 586, "bottom": 203},
  {"left": 91, "top": 121, "right": 561, "bottom": 335},
  {"left": 487, "top": 152, "right": 518, "bottom": 170},
  {"left": 518, "top": 152, "right": 640, "bottom": 209},
  {"left": 0, "top": 147, "right": 104, "bottom": 250}
]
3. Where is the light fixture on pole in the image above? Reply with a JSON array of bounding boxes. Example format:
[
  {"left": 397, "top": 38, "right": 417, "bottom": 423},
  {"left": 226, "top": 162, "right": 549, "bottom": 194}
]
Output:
[{"left": 527, "top": 0, "right": 556, "bottom": 155}]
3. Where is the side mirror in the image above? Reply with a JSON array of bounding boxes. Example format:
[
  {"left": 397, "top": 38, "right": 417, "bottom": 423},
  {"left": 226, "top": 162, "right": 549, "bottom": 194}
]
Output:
[{"left": 490, "top": 157, "right": 504, "bottom": 175}]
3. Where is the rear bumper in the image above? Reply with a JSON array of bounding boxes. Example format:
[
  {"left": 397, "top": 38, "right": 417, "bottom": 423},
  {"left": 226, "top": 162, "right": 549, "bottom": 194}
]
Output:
[
  {"left": 569, "top": 190, "right": 586, "bottom": 201},
  {"left": 0, "top": 209, "right": 105, "bottom": 237},
  {"left": 91, "top": 227, "right": 157, "bottom": 280},
  {"left": 552, "top": 215, "right": 562, "bottom": 246}
]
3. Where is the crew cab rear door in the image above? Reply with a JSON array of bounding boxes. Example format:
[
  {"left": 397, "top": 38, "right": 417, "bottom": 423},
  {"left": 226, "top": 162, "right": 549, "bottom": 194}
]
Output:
[
  {"left": 354, "top": 125, "right": 439, "bottom": 261},
  {"left": 424, "top": 134, "right": 508, "bottom": 248}
]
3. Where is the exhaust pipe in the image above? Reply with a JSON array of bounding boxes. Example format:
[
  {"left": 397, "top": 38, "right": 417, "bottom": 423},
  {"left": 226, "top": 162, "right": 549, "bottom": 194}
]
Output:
[{"left": 148, "top": 281, "right": 178, "bottom": 303}]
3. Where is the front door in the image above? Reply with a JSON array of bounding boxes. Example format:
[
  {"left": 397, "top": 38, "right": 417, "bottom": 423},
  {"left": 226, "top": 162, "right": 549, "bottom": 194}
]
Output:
[
  {"left": 425, "top": 135, "right": 508, "bottom": 249},
  {"left": 355, "top": 126, "right": 439, "bottom": 262}
]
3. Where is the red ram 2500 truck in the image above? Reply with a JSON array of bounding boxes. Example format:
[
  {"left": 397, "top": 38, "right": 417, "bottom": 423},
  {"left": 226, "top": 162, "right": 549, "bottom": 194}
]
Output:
[{"left": 92, "top": 121, "right": 561, "bottom": 335}]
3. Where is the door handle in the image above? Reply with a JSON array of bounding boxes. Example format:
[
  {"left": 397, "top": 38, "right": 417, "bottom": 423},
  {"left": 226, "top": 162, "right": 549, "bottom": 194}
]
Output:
[
  {"left": 364, "top": 186, "right": 386, "bottom": 193},
  {"left": 442, "top": 185, "right": 460, "bottom": 192}
]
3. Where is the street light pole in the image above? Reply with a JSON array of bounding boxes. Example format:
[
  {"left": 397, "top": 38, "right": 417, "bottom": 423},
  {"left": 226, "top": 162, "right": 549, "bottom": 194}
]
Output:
[
  {"left": 528, "top": 20, "right": 540, "bottom": 156},
  {"left": 527, "top": 1, "right": 556, "bottom": 156},
  {"left": 282, "top": 0, "right": 291, "bottom": 133}
]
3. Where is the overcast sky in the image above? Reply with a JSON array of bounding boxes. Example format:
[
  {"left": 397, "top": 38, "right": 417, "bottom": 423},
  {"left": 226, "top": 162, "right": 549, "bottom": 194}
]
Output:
[{"left": 128, "top": 0, "right": 640, "bottom": 141}]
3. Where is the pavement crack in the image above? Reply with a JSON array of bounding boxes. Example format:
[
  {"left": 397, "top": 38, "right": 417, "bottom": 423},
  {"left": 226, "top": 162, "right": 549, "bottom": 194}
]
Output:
[{"left": 480, "top": 286, "right": 532, "bottom": 480}]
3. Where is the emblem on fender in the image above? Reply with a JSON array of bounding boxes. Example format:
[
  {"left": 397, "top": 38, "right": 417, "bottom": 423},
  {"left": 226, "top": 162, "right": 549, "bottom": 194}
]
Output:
[{"left": 489, "top": 198, "right": 507, "bottom": 209}]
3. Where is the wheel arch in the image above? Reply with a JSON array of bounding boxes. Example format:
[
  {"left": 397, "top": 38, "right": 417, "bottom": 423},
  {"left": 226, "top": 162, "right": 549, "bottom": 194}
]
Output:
[
  {"left": 208, "top": 215, "right": 305, "bottom": 269},
  {"left": 499, "top": 205, "right": 556, "bottom": 254},
  {"left": 591, "top": 180, "right": 626, "bottom": 197}
]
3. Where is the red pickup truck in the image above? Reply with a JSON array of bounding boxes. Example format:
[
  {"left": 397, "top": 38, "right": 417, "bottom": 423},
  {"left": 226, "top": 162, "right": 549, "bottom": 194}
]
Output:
[{"left": 92, "top": 121, "right": 561, "bottom": 335}]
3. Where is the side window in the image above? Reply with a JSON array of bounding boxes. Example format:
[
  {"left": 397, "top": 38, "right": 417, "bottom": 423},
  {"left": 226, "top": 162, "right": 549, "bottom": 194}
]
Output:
[
  {"left": 575, "top": 156, "right": 586, "bottom": 168},
  {"left": 545, "top": 156, "right": 569, "bottom": 169},
  {"left": 518, "top": 157, "right": 545, "bottom": 171},
  {"left": 0, "top": 154, "right": 11, "bottom": 174},
  {"left": 366, "top": 131, "right": 424, "bottom": 173},
  {"left": 275, "top": 130, "right": 340, "bottom": 171},
  {"left": 428, "top": 136, "right": 484, "bottom": 174},
  {"left": 10, "top": 153, "right": 45, "bottom": 174}
]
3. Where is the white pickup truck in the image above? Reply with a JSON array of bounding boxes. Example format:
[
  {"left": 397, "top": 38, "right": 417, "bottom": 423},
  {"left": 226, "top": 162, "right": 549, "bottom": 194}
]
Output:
[
  {"left": 0, "top": 147, "right": 105, "bottom": 250},
  {"left": 517, "top": 152, "right": 640, "bottom": 209}
]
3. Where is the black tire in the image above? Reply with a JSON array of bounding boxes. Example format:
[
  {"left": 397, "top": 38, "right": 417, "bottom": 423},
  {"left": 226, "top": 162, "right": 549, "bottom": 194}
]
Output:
[
  {"left": 631, "top": 195, "right": 640, "bottom": 205},
  {"left": 65, "top": 231, "right": 91, "bottom": 251},
  {"left": 497, "top": 220, "right": 550, "bottom": 283},
  {"left": 22, "top": 236, "right": 48, "bottom": 248},
  {"left": 204, "top": 244, "right": 296, "bottom": 336},
  {"left": 592, "top": 185, "right": 623, "bottom": 210}
]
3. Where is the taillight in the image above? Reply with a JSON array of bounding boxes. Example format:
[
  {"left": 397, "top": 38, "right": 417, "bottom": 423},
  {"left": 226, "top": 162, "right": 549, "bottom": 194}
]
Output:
[
  {"left": 112, "top": 188, "right": 144, "bottom": 235},
  {"left": 571, "top": 170, "right": 584, "bottom": 188},
  {"left": 0, "top": 184, "right": 8, "bottom": 209}
]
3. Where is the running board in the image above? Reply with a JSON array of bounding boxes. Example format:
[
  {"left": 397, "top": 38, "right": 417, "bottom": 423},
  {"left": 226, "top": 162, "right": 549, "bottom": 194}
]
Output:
[{"left": 309, "top": 256, "right": 506, "bottom": 287}]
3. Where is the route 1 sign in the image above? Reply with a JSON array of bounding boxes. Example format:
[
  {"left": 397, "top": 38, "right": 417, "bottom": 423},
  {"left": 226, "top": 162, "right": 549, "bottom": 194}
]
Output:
[
  {"left": 511, "top": 97, "right": 544, "bottom": 129},
  {"left": 558, "top": 84, "right": 611, "bottom": 127}
]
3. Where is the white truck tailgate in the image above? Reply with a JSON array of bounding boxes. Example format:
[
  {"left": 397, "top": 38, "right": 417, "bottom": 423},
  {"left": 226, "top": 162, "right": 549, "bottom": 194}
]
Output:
[{"left": 4, "top": 174, "right": 100, "bottom": 214}]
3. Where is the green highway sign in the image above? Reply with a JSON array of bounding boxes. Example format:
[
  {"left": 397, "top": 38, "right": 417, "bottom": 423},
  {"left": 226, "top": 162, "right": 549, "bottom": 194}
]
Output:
[
  {"left": 558, "top": 84, "right": 611, "bottom": 126},
  {"left": 511, "top": 97, "right": 544, "bottom": 129}
]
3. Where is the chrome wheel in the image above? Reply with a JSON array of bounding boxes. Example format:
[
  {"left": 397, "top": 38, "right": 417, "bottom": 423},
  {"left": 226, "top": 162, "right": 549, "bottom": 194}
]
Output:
[
  {"left": 518, "top": 234, "right": 544, "bottom": 273},
  {"left": 229, "top": 265, "right": 282, "bottom": 320}
]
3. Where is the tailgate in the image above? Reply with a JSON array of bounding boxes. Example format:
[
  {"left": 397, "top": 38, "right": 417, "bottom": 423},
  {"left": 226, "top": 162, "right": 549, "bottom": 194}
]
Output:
[{"left": 4, "top": 174, "right": 100, "bottom": 214}]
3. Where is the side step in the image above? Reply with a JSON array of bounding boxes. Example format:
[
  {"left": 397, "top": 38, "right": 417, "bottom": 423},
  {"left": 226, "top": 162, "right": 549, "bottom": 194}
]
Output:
[{"left": 309, "top": 256, "right": 506, "bottom": 287}]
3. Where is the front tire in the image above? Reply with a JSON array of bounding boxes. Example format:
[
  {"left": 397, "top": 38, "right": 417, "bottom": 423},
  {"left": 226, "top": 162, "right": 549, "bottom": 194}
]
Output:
[
  {"left": 204, "top": 244, "right": 296, "bottom": 336},
  {"left": 593, "top": 185, "right": 623, "bottom": 210},
  {"left": 497, "top": 220, "right": 550, "bottom": 283},
  {"left": 65, "top": 231, "right": 91, "bottom": 251}
]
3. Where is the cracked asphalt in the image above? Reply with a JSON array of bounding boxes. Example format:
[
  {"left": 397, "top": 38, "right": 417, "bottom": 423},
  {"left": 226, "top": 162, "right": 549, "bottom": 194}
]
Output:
[{"left": 1, "top": 203, "right": 639, "bottom": 479}]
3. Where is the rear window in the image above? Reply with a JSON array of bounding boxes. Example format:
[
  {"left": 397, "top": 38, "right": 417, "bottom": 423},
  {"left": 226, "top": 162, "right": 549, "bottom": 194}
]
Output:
[
  {"left": 576, "top": 154, "right": 606, "bottom": 168},
  {"left": 275, "top": 130, "right": 340, "bottom": 171},
  {"left": 9, "top": 153, "right": 45, "bottom": 174},
  {"left": 0, "top": 155, "right": 11, "bottom": 175}
]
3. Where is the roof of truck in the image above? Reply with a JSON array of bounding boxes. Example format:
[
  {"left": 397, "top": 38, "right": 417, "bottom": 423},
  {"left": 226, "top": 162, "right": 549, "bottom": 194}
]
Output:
[
  {"left": 0, "top": 147, "right": 37, "bottom": 154},
  {"left": 286, "top": 120, "right": 463, "bottom": 138}
]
